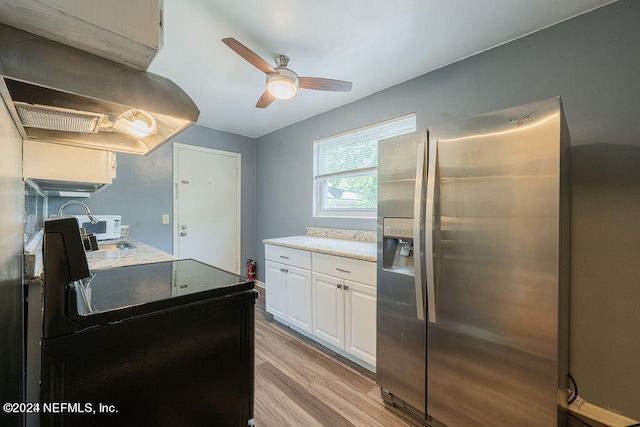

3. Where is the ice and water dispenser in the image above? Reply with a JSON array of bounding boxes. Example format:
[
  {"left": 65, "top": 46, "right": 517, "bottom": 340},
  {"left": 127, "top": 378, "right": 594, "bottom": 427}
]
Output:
[{"left": 382, "top": 217, "right": 415, "bottom": 276}]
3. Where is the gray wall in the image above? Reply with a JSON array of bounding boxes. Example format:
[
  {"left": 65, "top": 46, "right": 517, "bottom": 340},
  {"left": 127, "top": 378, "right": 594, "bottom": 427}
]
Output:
[
  {"left": 0, "top": 98, "right": 24, "bottom": 426},
  {"left": 51, "top": 125, "right": 257, "bottom": 266},
  {"left": 42, "top": 0, "right": 639, "bottom": 418},
  {"left": 255, "top": 0, "right": 640, "bottom": 419}
]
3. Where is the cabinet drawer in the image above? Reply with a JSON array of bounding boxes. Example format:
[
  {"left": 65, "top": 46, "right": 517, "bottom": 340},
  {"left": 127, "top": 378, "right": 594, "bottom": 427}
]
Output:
[
  {"left": 313, "top": 253, "right": 376, "bottom": 286},
  {"left": 265, "top": 245, "right": 311, "bottom": 270}
]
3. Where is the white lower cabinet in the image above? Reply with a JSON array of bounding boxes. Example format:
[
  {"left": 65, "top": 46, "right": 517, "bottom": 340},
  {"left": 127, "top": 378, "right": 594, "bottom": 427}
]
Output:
[
  {"left": 312, "top": 272, "right": 344, "bottom": 348},
  {"left": 265, "top": 244, "right": 376, "bottom": 370},
  {"left": 343, "top": 279, "right": 377, "bottom": 366},
  {"left": 264, "top": 246, "right": 312, "bottom": 333},
  {"left": 264, "top": 260, "right": 287, "bottom": 319},
  {"left": 312, "top": 253, "right": 377, "bottom": 368},
  {"left": 284, "top": 266, "right": 312, "bottom": 332}
]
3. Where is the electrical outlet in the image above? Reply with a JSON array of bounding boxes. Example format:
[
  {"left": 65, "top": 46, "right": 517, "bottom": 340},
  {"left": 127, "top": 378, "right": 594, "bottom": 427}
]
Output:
[{"left": 162, "top": 214, "right": 170, "bottom": 225}]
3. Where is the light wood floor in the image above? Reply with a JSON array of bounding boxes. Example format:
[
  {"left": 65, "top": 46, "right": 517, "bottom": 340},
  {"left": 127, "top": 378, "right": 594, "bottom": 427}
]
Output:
[
  {"left": 253, "top": 291, "right": 610, "bottom": 427},
  {"left": 253, "top": 290, "right": 423, "bottom": 427}
]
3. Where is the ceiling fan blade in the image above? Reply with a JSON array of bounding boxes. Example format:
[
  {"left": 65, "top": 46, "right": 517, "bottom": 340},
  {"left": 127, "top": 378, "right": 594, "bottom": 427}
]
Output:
[
  {"left": 256, "top": 90, "right": 276, "bottom": 108},
  {"left": 222, "top": 38, "right": 277, "bottom": 75},
  {"left": 298, "top": 77, "right": 352, "bottom": 92}
]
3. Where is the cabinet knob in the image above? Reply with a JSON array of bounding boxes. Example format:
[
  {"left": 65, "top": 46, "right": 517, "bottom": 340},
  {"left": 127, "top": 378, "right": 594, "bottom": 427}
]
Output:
[
  {"left": 337, "top": 284, "right": 342, "bottom": 289},
  {"left": 180, "top": 231, "right": 187, "bottom": 236},
  {"left": 344, "top": 285, "right": 349, "bottom": 291}
]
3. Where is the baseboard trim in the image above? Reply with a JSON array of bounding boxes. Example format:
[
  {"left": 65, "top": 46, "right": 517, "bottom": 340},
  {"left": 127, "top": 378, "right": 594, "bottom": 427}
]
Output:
[{"left": 570, "top": 400, "right": 638, "bottom": 427}]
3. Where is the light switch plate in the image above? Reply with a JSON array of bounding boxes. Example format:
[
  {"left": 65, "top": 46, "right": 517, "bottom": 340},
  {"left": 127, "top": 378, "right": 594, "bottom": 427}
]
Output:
[{"left": 162, "top": 214, "right": 170, "bottom": 224}]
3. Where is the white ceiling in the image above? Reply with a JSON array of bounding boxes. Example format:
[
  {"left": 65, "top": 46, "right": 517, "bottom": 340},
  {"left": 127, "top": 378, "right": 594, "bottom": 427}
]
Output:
[
  {"left": 10, "top": 0, "right": 607, "bottom": 139},
  {"left": 147, "top": 0, "right": 617, "bottom": 138}
]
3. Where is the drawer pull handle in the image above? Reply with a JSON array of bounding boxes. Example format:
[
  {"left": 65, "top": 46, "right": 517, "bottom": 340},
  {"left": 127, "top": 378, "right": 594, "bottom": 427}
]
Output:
[
  {"left": 279, "top": 255, "right": 290, "bottom": 259},
  {"left": 337, "top": 284, "right": 342, "bottom": 289},
  {"left": 335, "top": 267, "right": 350, "bottom": 274}
]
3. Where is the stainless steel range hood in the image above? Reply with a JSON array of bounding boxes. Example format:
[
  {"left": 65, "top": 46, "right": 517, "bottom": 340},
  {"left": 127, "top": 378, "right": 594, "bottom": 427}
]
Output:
[{"left": 0, "top": 24, "right": 199, "bottom": 155}]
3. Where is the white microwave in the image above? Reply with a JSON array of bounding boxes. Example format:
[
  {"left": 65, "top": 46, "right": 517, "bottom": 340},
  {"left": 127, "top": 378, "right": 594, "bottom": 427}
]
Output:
[{"left": 73, "top": 215, "right": 121, "bottom": 241}]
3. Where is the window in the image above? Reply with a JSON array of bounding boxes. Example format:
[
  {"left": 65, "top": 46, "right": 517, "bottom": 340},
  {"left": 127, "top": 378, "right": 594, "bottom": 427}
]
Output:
[{"left": 313, "top": 113, "right": 416, "bottom": 218}]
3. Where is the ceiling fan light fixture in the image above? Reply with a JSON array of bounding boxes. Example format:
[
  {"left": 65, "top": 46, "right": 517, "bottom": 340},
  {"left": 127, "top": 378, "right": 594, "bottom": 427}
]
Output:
[
  {"left": 221, "top": 39, "right": 352, "bottom": 108},
  {"left": 266, "top": 70, "right": 299, "bottom": 100}
]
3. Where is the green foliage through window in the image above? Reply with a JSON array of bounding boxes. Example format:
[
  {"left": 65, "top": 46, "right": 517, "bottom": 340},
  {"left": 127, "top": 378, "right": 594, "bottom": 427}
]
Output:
[{"left": 314, "top": 114, "right": 416, "bottom": 217}]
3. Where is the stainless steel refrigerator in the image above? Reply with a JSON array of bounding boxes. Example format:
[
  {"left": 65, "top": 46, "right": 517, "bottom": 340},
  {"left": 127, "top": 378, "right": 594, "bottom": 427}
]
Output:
[{"left": 376, "top": 97, "right": 570, "bottom": 426}]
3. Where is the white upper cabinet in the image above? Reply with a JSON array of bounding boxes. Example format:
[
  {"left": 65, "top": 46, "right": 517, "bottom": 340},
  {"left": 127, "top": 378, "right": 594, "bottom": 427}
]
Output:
[
  {"left": 23, "top": 140, "right": 116, "bottom": 196},
  {"left": 0, "top": 0, "right": 163, "bottom": 70}
]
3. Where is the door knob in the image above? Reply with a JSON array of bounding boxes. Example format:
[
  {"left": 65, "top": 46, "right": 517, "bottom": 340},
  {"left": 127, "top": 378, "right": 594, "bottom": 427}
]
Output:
[{"left": 180, "top": 231, "right": 187, "bottom": 236}]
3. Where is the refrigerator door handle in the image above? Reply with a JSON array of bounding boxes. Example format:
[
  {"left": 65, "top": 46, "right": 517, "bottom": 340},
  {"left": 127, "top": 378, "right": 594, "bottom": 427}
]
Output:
[
  {"left": 413, "top": 142, "right": 426, "bottom": 321},
  {"left": 425, "top": 138, "right": 438, "bottom": 323}
]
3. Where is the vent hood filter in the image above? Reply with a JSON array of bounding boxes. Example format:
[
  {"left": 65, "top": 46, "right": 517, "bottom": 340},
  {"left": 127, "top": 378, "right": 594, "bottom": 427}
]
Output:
[
  {"left": 15, "top": 102, "right": 102, "bottom": 133},
  {"left": 0, "top": 24, "right": 199, "bottom": 155}
]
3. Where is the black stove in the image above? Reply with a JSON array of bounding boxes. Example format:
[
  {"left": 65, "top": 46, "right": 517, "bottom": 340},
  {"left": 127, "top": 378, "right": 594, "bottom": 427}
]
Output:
[
  {"left": 72, "top": 259, "right": 253, "bottom": 327},
  {"left": 35, "top": 217, "right": 257, "bottom": 426}
]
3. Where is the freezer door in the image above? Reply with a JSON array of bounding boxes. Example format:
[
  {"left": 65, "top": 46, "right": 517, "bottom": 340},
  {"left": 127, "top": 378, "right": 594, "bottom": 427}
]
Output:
[
  {"left": 376, "top": 130, "right": 428, "bottom": 418},
  {"left": 426, "top": 98, "right": 569, "bottom": 426}
]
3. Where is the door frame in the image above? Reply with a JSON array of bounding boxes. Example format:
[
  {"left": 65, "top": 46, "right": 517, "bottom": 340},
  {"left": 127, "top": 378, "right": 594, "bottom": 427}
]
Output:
[{"left": 172, "top": 142, "right": 242, "bottom": 273}]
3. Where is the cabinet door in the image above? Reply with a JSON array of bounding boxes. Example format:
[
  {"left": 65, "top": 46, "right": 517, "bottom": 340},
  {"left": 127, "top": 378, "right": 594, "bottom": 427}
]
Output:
[
  {"left": 344, "top": 280, "right": 377, "bottom": 366},
  {"left": 265, "top": 260, "right": 287, "bottom": 319},
  {"left": 285, "top": 266, "right": 313, "bottom": 333},
  {"left": 312, "top": 272, "right": 344, "bottom": 348}
]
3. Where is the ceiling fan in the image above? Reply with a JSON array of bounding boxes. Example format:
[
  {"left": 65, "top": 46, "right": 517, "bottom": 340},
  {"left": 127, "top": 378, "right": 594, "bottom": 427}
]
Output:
[{"left": 222, "top": 38, "right": 353, "bottom": 108}]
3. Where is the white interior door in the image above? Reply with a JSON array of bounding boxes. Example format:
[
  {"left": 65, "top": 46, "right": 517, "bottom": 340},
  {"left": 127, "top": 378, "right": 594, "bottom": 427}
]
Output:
[{"left": 173, "top": 143, "right": 241, "bottom": 273}]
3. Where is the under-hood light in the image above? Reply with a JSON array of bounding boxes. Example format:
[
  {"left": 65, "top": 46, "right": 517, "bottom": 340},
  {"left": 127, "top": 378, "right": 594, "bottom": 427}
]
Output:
[
  {"left": 0, "top": 24, "right": 200, "bottom": 155},
  {"left": 115, "top": 109, "right": 157, "bottom": 138}
]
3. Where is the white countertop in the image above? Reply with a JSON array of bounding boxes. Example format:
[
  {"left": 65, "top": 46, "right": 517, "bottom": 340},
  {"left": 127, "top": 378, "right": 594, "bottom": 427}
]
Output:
[
  {"left": 263, "top": 235, "right": 377, "bottom": 262},
  {"left": 85, "top": 238, "right": 177, "bottom": 270}
]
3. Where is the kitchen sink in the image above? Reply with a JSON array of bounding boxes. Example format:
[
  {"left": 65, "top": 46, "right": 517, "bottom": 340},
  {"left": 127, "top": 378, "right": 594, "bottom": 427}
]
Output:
[{"left": 96, "top": 241, "right": 136, "bottom": 251}]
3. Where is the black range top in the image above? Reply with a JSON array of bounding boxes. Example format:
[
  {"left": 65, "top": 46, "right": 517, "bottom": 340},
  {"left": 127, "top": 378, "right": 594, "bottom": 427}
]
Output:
[{"left": 72, "top": 259, "right": 254, "bottom": 327}]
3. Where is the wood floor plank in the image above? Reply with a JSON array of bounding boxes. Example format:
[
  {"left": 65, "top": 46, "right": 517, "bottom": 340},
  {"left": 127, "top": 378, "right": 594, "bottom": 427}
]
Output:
[
  {"left": 257, "top": 361, "right": 356, "bottom": 427},
  {"left": 253, "top": 291, "right": 415, "bottom": 427},
  {"left": 254, "top": 364, "right": 323, "bottom": 427},
  {"left": 284, "top": 338, "right": 374, "bottom": 393}
]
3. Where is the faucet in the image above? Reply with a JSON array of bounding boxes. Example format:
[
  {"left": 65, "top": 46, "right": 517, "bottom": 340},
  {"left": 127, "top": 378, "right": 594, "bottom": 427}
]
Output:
[{"left": 57, "top": 201, "right": 99, "bottom": 224}]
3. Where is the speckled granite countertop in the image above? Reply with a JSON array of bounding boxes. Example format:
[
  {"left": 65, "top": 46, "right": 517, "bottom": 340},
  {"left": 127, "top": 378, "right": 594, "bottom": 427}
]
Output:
[
  {"left": 263, "top": 235, "right": 377, "bottom": 262},
  {"left": 86, "top": 238, "right": 177, "bottom": 270}
]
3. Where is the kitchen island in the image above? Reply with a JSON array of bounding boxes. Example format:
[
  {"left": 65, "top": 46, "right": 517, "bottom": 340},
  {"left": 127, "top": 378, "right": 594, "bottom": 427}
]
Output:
[{"left": 33, "top": 219, "right": 258, "bottom": 426}]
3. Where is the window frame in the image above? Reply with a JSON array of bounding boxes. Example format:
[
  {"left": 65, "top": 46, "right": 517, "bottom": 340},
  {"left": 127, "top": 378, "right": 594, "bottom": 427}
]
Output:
[{"left": 313, "top": 113, "right": 416, "bottom": 219}]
